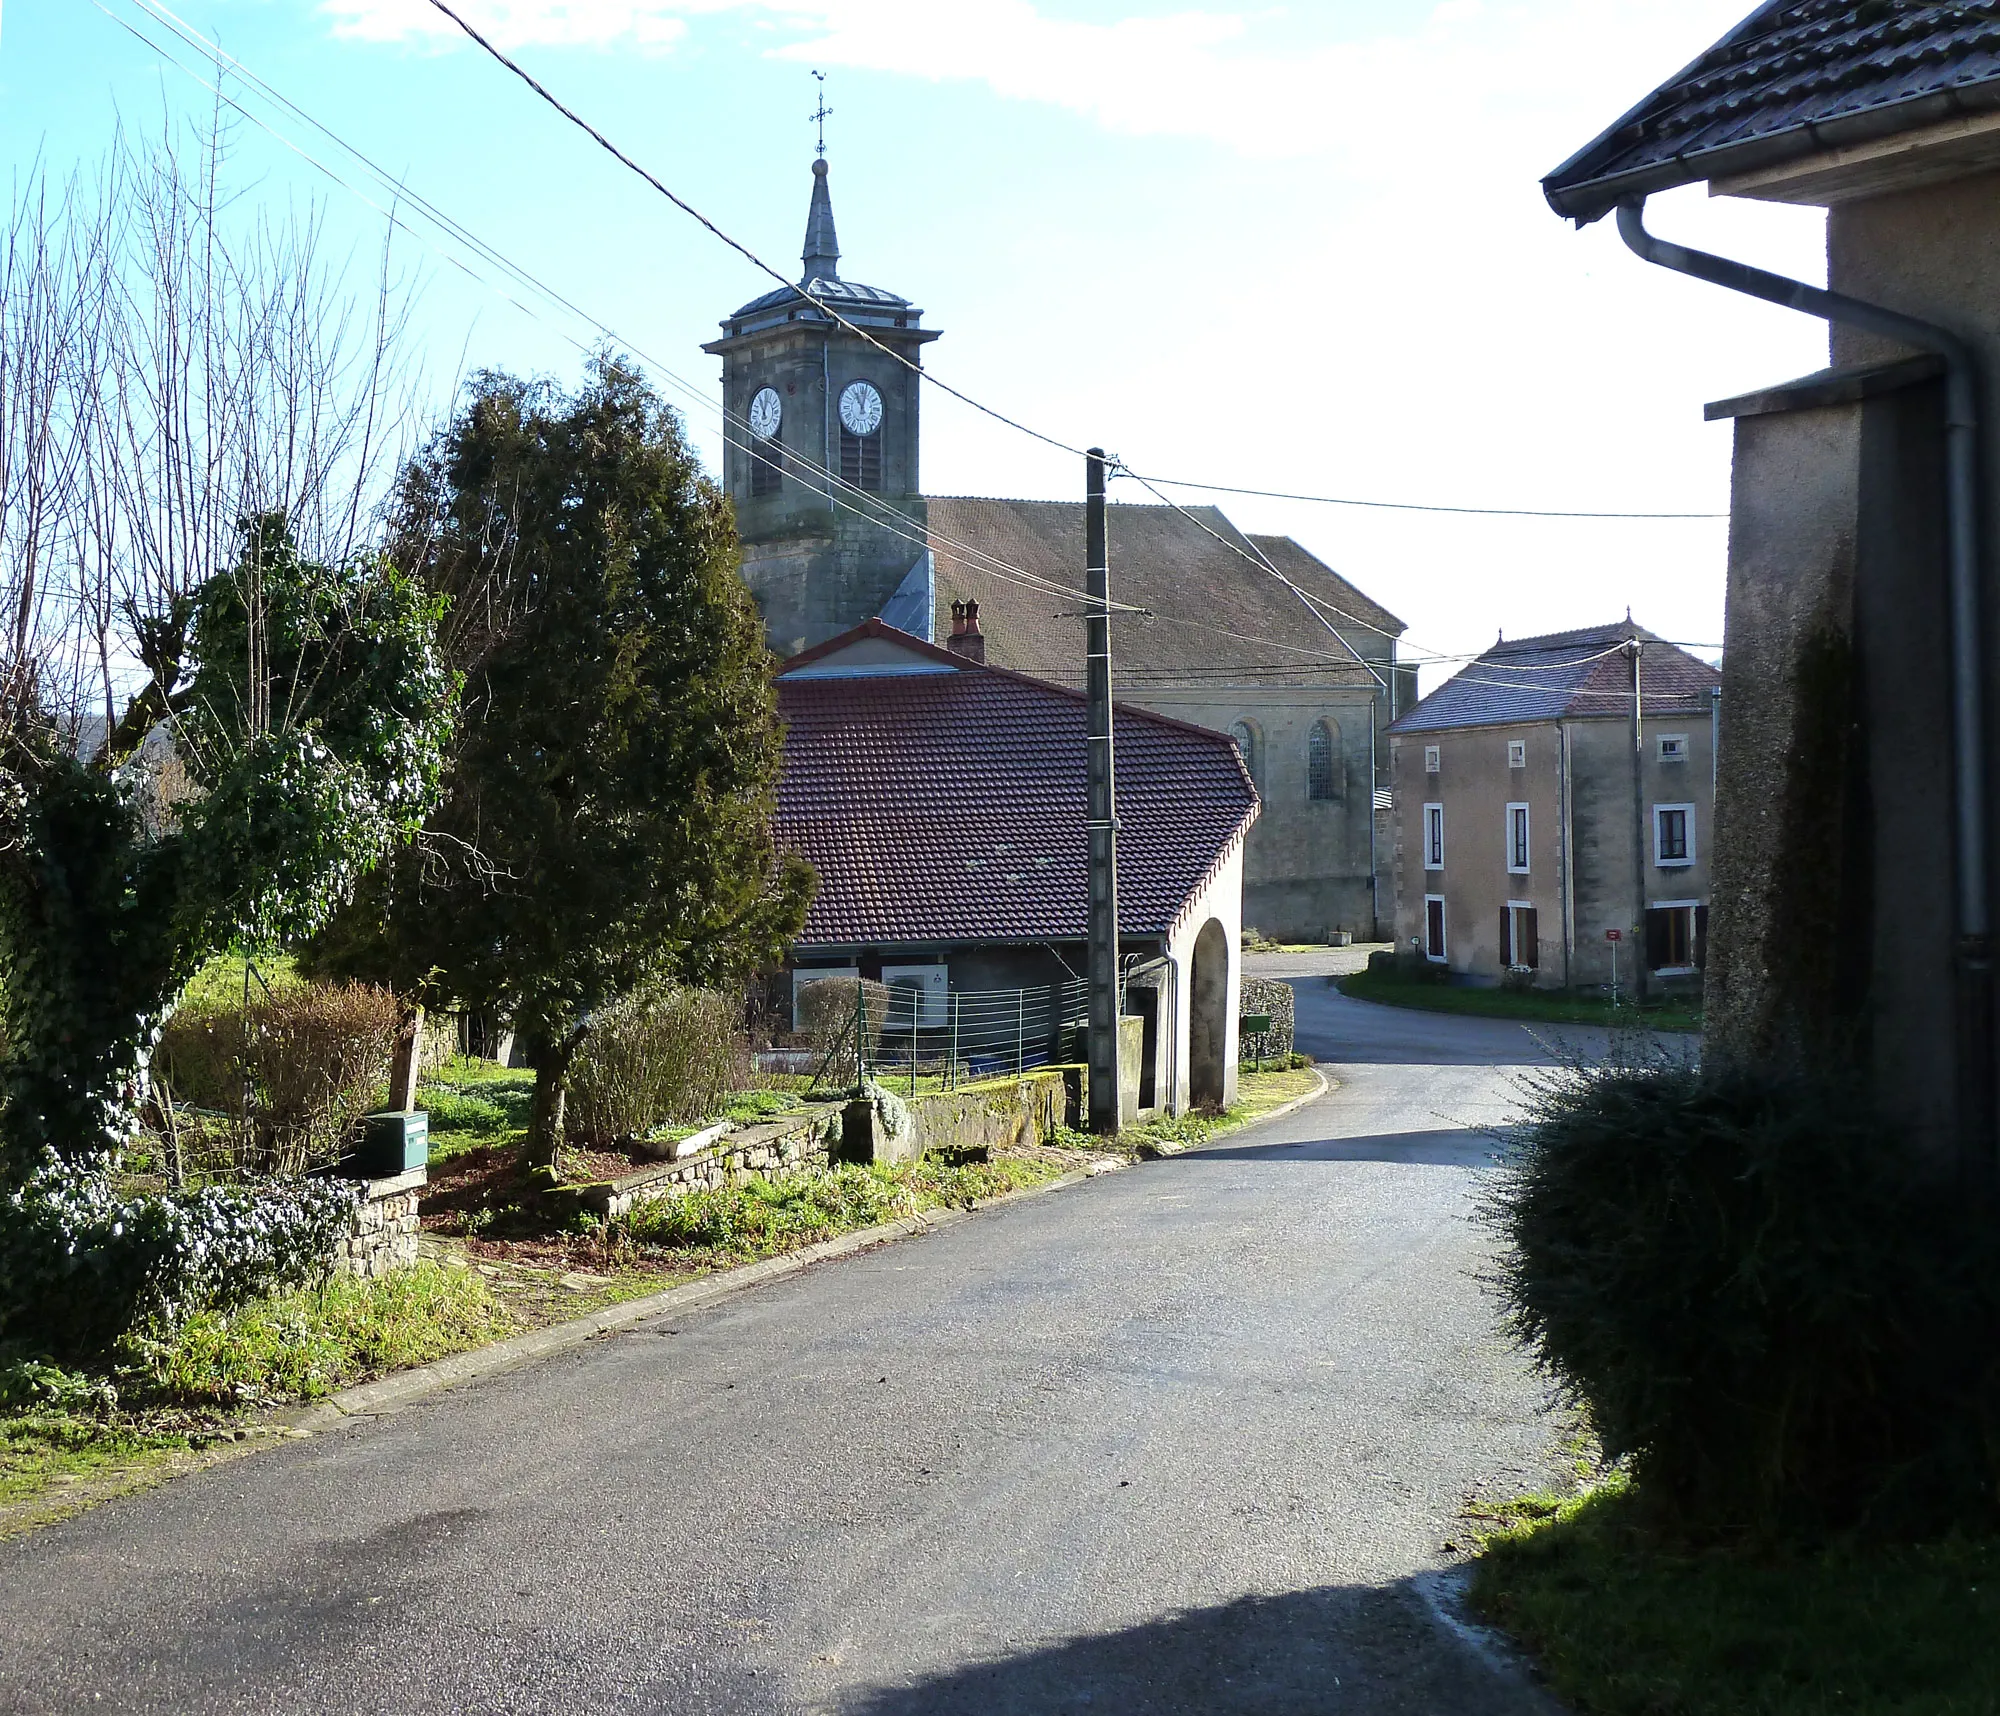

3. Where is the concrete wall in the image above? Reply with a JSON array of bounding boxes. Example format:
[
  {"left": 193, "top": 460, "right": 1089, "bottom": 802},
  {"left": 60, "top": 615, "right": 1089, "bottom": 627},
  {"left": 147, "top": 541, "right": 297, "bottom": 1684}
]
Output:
[
  {"left": 1702, "top": 367, "right": 1960, "bottom": 1160},
  {"left": 1162, "top": 839, "right": 1245, "bottom": 1110},
  {"left": 1390, "top": 711, "right": 1715, "bottom": 990}
]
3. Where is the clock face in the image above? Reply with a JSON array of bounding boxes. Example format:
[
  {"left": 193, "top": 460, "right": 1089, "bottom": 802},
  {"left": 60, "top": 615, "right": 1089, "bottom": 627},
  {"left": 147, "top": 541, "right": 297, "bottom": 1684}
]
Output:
[
  {"left": 839, "top": 380, "right": 884, "bottom": 436},
  {"left": 748, "top": 387, "right": 782, "bottom": 440}
]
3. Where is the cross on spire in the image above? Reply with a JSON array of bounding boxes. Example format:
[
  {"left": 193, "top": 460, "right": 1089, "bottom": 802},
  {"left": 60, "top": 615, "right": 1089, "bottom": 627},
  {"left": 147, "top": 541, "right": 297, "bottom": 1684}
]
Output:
[{"left": 811, "top": 70, "right": 833, "bottom": 160}]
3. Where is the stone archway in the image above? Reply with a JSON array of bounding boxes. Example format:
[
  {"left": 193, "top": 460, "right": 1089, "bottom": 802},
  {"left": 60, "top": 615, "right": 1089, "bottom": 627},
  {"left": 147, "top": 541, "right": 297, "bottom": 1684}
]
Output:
[{"left": 1190, "top": 918, "right": 1230, "bottom": 1108}]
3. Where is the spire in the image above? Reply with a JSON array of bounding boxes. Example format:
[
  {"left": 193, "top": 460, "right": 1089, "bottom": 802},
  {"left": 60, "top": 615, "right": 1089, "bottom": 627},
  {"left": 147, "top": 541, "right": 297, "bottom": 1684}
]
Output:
[{"left": 802, "top": 158, "right": 840, "bottom": 284}]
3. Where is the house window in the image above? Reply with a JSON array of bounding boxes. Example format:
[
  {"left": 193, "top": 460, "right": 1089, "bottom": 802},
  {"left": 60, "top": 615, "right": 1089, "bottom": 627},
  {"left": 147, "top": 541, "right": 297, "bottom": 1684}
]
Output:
[
  {"left": 1654, "top": 803, "right": 1695, "bottom": 867},
  {"left": 1229, "top": 720, "right": 1259, "bottom": 785},
  {"left": 1423, "top": 802, "right": 1445, "bottom": 870},
  {"left": 1425, "top": 894, "right": 1447, "bottom": 962},
  {"left": 1308, "top": 719, "right": 1340, "bottom": 800},
  {"left": 1645, "top": 902, "right": 1707, "bottom": 973},
  {"left": 1507, "top": 739, "right": 1526, "bottom": 769},
  {"left": 1658, "top": 733, "right": 1689, "bottom": 764},
  {"left": 750, "top": 431, "right": 783, "bottom": 497},
  {"left": 1502, "top": 902, "right": 1540, "bottom": 971},
  {"left": 1506, "top": 803, "right": 1531, "bottom": 874},
  {"left": 1423, "top": 744, "right": 1440, "bottom": 774},
  {"left": 840, "top": 425, "right": 882, "bottom": 491}
]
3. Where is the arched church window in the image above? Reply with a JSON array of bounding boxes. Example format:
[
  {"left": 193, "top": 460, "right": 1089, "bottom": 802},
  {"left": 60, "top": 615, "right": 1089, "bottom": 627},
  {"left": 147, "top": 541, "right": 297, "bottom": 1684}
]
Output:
[
  {"left": 1230, "top": 720, "right": 1260, "bottom": 785},
  {"left": 750, "top": 431, "right": 783, "bottom": 498},
  {"left": 838, "top": 379, "right": 885, "bottom": 493},
  {"left": 1308, "top": 719, "right": 1341, "bottom": 801}
]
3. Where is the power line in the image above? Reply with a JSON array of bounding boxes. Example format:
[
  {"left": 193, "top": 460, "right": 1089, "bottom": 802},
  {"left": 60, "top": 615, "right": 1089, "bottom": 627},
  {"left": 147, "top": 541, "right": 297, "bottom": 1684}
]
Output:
[
  {"left": 102, "top": 0, "right": 1721, "bottom": 688},
  {"left": 99, "top": 0, "right": 1119, "bottom": 618},
  {"left": 418, "top": 0, "right": 1086, "bottom": 461},
  {"left": 1120, "top": 471, "right": 1728, "bottom": 522}
]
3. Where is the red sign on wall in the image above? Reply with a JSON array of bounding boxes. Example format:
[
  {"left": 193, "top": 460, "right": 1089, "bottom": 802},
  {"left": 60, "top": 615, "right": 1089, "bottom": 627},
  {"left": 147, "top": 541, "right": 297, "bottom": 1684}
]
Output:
[{"left": 1605, "top": 928, "right": 1623, "bottom": 942}]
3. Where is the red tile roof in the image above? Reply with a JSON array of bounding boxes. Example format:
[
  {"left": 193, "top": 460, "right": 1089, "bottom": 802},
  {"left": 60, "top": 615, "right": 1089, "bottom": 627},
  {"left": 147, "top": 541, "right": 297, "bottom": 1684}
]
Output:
[{"left": 776, "top": 623, "right": 1259, "bottom": 949}]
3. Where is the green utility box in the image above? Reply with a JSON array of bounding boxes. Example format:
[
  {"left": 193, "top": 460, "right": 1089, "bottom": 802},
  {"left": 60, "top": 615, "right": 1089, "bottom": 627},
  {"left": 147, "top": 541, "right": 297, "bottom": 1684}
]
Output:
[{"left": 356, "top": 1110, "right": 428, "bottom": 1178}]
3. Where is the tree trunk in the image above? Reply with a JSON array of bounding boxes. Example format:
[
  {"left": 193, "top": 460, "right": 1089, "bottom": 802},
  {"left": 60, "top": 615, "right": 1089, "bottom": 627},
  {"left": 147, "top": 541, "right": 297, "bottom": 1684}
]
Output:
[{"left": 523, "top": 1028, "right": 584, "bottom": 1175}]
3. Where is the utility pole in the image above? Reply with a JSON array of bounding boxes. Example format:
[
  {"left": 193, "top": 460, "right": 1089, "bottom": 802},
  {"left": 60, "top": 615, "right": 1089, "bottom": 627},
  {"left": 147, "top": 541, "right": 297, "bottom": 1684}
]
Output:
[
  {"left": 1085, "top": 447, "right": 1122, "bottom": 1133},
  {"left": 1629, "top": 633, "right": 1648, "bottom": 1007}
]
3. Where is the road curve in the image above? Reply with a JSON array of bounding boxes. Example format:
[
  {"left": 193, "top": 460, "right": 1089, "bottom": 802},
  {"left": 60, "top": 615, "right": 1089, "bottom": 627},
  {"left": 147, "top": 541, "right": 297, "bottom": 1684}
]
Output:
[{"left": 0, "top": 996, "right": 1571, "bottom": 1715}]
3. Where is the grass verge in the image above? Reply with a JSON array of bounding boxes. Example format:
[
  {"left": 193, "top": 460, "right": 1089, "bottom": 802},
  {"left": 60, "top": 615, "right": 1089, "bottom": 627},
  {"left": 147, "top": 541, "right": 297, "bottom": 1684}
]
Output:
[
  {"left": 1468, "top": 1479, "right": 2000, "bottom": 1715},
  {"left": 1339, "top": 969, "right": 1701, "bottom": 1033}
]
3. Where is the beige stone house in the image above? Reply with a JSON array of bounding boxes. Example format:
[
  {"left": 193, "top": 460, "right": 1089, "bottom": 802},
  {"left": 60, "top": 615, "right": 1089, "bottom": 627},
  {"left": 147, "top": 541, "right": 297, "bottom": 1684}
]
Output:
[
  {"left": 1545, "top": 2, "right": 2000, "bottom": 1167},
  {"left": 1388, "top": 623, "right": 1721, "bottom": 993}
]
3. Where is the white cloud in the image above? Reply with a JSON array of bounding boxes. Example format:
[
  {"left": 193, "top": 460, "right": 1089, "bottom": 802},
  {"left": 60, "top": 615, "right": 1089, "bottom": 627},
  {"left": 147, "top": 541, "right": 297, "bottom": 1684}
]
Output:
[{"left": 323, "top": 0, "right": 1753, "bottom": 164}]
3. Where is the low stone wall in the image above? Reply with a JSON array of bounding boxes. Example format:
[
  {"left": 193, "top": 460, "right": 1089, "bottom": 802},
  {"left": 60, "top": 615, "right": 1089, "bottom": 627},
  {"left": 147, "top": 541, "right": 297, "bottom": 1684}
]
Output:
[
  {"left": 844, "top": 1067, "right": 1079, "bottom": 1165},
  {"left": 558, "top": 1107, "right": 840, "bottom": 1221},
  {"left": 338, "top": 1168, "right": 426, "bottom": 1278}
]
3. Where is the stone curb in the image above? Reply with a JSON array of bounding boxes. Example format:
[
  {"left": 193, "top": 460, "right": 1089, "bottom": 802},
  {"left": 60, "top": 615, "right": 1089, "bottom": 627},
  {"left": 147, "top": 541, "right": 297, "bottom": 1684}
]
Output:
[{"left": 290, "top": 1066, "right": 1330, "bottom": 1430}]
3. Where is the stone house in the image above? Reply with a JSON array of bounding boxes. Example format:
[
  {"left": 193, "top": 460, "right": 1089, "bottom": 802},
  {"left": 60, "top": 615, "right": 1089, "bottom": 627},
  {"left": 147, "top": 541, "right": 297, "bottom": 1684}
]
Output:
[
  {"left": 1387, "top": 622, "right": 1721, "bottom": 992},
  {"left": 1546, "top": 1, "right": 2000, "bottom": 1169},
  {"left": 773, "top": 619, "right": 1258, "bottom": 1114},
  {"left": 707, "top": 157, "right": 1406, "bottom": 946}
]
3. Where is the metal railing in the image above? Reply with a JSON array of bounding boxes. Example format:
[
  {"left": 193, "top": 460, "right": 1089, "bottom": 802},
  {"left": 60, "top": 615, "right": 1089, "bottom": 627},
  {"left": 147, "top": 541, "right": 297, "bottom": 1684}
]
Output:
[{"left": 804, "top": 978, "right": 1095, "bottom": 1094}]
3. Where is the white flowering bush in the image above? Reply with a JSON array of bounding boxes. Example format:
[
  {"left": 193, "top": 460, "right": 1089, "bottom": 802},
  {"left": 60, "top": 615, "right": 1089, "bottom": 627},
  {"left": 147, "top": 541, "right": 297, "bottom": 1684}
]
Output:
[{"left": 0, "top": 1152, "right": 360, "bottom": 1355}]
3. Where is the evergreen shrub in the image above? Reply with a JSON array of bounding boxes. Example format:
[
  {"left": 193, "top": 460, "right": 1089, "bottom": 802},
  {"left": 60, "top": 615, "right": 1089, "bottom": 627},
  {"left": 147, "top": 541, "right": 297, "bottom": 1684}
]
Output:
[{"left": 1490, "top": 1061, "right": 2000, "bottom": 1538}]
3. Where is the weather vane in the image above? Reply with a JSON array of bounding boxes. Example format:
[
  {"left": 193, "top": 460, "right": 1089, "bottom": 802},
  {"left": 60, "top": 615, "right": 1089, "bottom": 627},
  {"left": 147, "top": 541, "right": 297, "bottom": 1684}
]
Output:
[{"left": 811, "top": 70, "right": 833, "bottom": 159}]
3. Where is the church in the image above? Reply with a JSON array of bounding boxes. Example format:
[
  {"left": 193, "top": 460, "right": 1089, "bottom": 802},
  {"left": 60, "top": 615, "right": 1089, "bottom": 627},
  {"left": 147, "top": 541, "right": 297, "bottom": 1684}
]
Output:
[{"left": 704, "top": 158, "right": 1408, "bottom": 944}]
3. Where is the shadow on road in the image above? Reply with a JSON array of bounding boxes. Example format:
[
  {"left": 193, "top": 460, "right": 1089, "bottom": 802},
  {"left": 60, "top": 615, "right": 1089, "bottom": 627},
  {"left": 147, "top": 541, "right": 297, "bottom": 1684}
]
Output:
[
  {"left": 837, "top": 1576, "right": 1548, "bottom": 1715},
  {"left": 1189, "top": 1127, "right": 1504, "bottom": 1167}
]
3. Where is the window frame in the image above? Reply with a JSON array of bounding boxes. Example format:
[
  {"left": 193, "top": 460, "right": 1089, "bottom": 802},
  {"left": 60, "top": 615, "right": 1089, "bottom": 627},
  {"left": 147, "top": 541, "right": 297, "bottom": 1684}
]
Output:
[
  {"left": 749, "top": 428, "right": 783, "bottom": 497},
  {"left": 1657, "top": 733, "right": 1690, "bottom": 765},
  {"left": 1424, "top": 893, "right": 1448, "bottom": 963},
  {"left": 1505, "top": 801, "right": 1531, "bottom": 875},
  {"left": 1506, "top": 738, "right": 1526, "bottom": 769},
  {"left": 1229, "top": 719, "right": 1260, "bottom": 786},
  {"left": 1307, "top": 719, "right": 1340, "bottom": 802},
  {"left": 1645, "top": 899, "right": 1702, "bottom": 975},
  {"left": 1423, "top": 802, "right": 1445, "bottom": 871},
  {"left": 1653, "top": 802, "right": 1696, "bottom": 868},
  {"left": 1503, "top": 899, "right": 1540, "bottom": 971},
  {"left": 1423, "top": 743, "right": 1440, "bottom": 775}
]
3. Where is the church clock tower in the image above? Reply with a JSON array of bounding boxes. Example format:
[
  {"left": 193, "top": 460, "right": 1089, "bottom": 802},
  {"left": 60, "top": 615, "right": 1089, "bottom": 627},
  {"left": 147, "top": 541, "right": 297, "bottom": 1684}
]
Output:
[{"left": 703, "top": 157, "right": 940, "bottom": 655}]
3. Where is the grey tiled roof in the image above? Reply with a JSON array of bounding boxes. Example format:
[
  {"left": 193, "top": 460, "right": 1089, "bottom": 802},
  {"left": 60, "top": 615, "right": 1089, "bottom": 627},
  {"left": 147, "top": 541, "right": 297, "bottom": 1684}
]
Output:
[
  {"left": 1387, "top": 622, "right": 1720, "bottom": 734},
  {"left": 925, "top": 497, "right": 1403, "bottom": 692},
  {"left": 730, "top": 275, "right": 914, "bottom": 320},
  {"left": 1545, "top": 1, "right": 2000, "bottom": 223}
]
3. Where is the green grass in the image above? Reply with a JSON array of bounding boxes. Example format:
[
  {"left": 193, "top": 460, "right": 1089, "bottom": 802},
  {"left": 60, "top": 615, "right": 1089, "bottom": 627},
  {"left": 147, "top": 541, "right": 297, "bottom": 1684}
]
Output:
[
  {"left": 0, "top": 1416, "right": 191, "bottom": 1508},
  {"left": 719, "top": 1088, "right": 807, "bottom": 1125},
  {"left": 1339, "top": 968, "right": 1702, "bottom": 1032},
  {"left": 419, "top": 1064, "right": 535, "bottom": 1161},
  {"left": 604, "top": 1153, "right": 1072, "bottom": 1263},
  {"left": 137, "top": 1264, "right": 514, "bottom": 1404},
  {"left": 1469, "top": 1479, "right": 2000, "bottom": 1715}
]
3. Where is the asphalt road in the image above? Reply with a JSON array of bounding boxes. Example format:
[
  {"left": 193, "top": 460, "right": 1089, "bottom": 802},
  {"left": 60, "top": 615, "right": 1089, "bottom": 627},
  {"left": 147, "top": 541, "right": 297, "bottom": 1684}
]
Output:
[{"left": 0, "top": 993, "right": 1579, "bottom": 1715}]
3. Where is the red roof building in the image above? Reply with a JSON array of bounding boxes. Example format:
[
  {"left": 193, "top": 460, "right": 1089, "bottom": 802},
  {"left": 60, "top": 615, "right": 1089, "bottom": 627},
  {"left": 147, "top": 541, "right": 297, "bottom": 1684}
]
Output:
[{"left": 775, "top": 618, "right": 1259, "bottom": 1114}]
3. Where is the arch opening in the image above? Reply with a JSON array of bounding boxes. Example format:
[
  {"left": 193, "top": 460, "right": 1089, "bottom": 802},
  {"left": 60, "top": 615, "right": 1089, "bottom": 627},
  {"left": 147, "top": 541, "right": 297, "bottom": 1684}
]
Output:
[{"left": 1190, "top": 918, "right": 1231, "bottom": 1109}]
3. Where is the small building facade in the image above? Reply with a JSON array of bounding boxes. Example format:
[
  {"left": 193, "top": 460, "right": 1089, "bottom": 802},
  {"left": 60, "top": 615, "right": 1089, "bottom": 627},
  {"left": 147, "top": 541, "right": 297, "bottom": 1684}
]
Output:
[
  {"left": 1388, "top": 623, "right": 1721, "bottom": 992},
  {"left": 1545, "top": 0, "right": 2000, "bottom": 1168},
  {"left": 774, "top": 620, "right": 1258, "bottom": 1113}
]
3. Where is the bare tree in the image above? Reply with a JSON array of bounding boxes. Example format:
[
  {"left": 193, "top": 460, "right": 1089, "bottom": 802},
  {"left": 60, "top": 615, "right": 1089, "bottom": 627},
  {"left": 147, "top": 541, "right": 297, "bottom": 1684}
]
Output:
[{"left": 0, "top": 97, "right": 423, "bottom": 777}]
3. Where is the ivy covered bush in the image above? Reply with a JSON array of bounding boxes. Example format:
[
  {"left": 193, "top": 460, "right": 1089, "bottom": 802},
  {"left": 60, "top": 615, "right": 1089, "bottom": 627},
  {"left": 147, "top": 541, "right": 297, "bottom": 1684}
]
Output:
[
  {"left": 0, "top": 517, "right": 454, "bottom": 1174},
  {"left": 0, "top": 1152, "right": 360, "bottom": 1357}
]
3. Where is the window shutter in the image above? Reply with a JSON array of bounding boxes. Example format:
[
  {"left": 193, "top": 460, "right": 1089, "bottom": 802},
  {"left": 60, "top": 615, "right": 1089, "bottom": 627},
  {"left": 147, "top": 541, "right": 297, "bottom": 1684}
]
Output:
[
  {"left": 1524, "top": 908, "right": 1540, "bottom": 970},
  {"left": 1695, "top": 905, "right": 1710, "bottom": 971},
  {"left": 1499, "top": 910, "right": 1512, "bottom": 968},
  {"left": 1645, "top": 908, "right": 1671, "bottom": 972}
]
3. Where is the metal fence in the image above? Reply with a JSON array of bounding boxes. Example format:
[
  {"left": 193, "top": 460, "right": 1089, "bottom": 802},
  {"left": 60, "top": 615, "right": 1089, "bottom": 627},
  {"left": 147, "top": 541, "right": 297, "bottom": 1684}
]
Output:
[{"left": 805, "top": 977, "right": 1095, "bottom": 1093}]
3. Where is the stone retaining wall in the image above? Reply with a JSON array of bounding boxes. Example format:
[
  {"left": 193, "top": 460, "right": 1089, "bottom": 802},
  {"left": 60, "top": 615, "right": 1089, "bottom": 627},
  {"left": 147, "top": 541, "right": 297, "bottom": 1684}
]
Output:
[
  {"left": 560, "top": 1107, "right": 841, "bottom": 1221},
  {"left": 338, "top": 1168, "right": 426, "bottom": 1278}
]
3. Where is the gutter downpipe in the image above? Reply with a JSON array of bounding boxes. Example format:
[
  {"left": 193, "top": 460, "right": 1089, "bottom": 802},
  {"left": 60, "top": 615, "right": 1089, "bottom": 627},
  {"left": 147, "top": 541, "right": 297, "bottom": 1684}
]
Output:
[{"left": 1617, "top": 197, "right": 1993, "bottom": 1178}]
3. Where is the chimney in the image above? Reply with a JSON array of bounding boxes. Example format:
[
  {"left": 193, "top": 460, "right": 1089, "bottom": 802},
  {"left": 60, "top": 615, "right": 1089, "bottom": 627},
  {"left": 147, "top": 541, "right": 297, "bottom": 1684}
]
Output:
[{"left": 946, "top": 598, "right": 985, "bottom": 664}]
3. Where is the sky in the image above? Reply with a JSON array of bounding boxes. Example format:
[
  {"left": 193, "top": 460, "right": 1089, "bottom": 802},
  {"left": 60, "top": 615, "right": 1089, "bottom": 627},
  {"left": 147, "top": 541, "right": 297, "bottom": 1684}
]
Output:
[{"left": 0, "top": 0, "right": 1834, "bottom": 686}]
